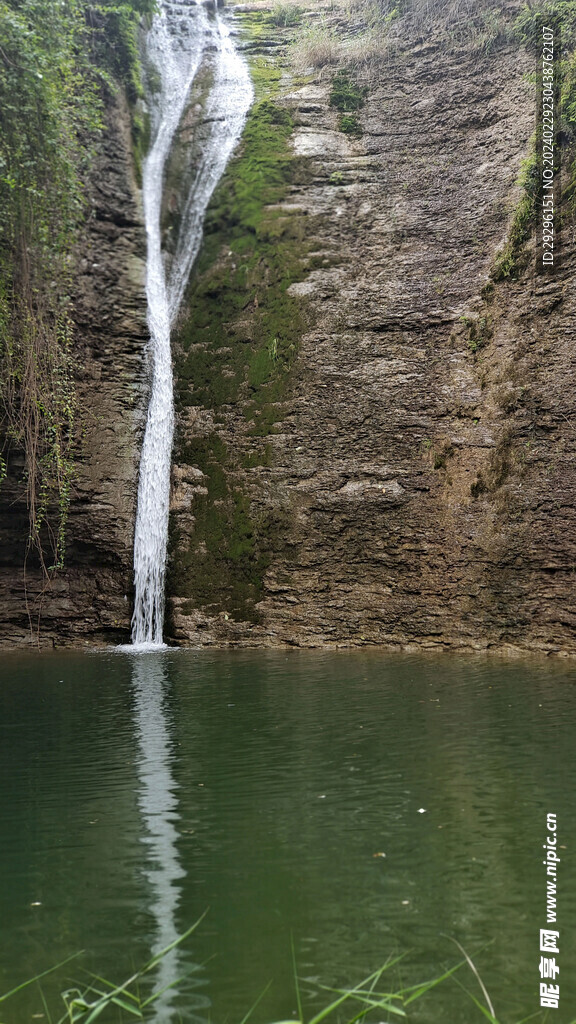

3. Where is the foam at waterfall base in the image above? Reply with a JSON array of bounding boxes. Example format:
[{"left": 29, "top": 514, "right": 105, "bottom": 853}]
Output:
[{"left": 117, "top": 641, "right": 170, "bottom": 654}]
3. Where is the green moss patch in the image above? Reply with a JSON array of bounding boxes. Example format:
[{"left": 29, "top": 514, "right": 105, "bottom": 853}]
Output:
[
  {"left": 175, "top": 97, "right": 310, "bottom": 418},
  {"left": 168, "top": 436, "right": 269, "bottom": 622},
  {"left": 169, "top": 93, "right": 313, "bottom": 618}
]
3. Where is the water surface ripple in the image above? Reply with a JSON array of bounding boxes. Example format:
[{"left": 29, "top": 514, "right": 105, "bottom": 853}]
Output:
[{"left": 1, "top": 651, "right": 576, "bottom": 1022}]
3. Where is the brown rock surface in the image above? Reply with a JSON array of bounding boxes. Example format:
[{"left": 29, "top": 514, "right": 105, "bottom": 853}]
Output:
[{"left": 168, "top": 1, "right": 576, "bottom": 655}]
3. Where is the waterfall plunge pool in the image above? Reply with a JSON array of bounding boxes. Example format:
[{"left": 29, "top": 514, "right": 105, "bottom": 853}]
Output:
[{"left": 1, "top": 649, "right": 575, "bottom": 1023}]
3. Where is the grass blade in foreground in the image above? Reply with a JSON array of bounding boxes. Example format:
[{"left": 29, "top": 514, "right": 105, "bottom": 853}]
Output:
[
  {"left": 55, "top": 915, "right": 208, "bottom": 1023},
  {"left": 0, "top": 953, "right": 82, "bottom": 1005},
  {"left": 1, "top": 928, "right": 560, "bottom": 1024}
]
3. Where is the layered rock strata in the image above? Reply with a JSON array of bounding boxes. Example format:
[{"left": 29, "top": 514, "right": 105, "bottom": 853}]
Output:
[{"left": 168, "top": 0, "right": 576, "bottom": 656}]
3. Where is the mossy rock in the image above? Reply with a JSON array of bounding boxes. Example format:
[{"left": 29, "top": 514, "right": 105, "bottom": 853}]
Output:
[{"left": 170, "top": 89, "right": 312, "bottom": 619}]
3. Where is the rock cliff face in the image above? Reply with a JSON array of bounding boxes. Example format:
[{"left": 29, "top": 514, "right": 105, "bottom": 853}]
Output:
[
  {"left": 2, "top": 0, "right": 575, "bottom": 655},
  {"left": 167, "top": 0, "right": 576, "bottom": 656},
  {"left": 0, "top": 92, "right": 147, "bottom": 646}
]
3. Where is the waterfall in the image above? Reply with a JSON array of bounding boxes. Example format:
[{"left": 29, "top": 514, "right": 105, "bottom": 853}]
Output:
[{"left": 131, "top": 0, "right": 253, "bottom": 648}]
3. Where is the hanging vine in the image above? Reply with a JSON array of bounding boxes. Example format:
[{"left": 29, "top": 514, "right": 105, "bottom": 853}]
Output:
[{"left": 0, "top": 0, "right": 155, "bottom": 574}]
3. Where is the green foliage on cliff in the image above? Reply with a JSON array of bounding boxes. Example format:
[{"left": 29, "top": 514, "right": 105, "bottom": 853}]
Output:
[
  {"left": 491, "top": 155, "right": 539, "bottom": 281},
  {"left": 515, "top": 0, "right": 576, "bottom": 48},
  {"left": 491, "top": 1, "right": 576, "bottom": 278},
  {"left": 515, "top": 1, "right": 576, "bottom": 141},
  {"left": 0, "top": 0, "right": 154, "bottom": 572}
]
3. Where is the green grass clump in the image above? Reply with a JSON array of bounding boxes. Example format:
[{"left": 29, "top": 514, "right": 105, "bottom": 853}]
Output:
[
  {"left": 290, "top": 22, "right": 341, "bottom": 68},
  {"left": 269, "top": 2, "right": 303, "bottom": 27},
  {"left": 0, "top": 920, "right": 204, "bottom": 1023},
  {"left": 329, "top": 70, "right": 367, "bottom": 111}
]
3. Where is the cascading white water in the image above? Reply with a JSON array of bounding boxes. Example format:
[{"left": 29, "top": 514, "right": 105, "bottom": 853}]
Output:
[{"left": 131, "top": 0, "right": 253, "bottom": 648}]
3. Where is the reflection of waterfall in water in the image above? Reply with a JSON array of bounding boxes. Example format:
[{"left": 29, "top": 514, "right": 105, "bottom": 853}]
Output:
[
  {"left": 132, "top": 657, "right": 208, "bottom": 1022},
  {"left": 131, "top": 0, "right": 253, "bottom": 648}
]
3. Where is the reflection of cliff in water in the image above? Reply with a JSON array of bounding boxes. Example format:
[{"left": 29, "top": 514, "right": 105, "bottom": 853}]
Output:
[{"left": 132, "top": 655, "right": 209, "bottom": 1022}]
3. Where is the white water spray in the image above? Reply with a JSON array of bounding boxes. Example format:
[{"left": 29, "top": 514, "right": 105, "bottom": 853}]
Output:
[{"left": 131, "top": 0, "right": 253, "bottom": 648}]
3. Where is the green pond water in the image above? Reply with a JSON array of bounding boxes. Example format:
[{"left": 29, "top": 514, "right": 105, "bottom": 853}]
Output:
[{"left": 1, "top": 649, "right": 575, "bottom": 1024}]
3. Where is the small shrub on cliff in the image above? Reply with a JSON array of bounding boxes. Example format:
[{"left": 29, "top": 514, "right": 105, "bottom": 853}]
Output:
[
  {"left": 338, "top": 113, "right": 364, "bottom": 135},
  {"left": 330, "top": 72, "right": 366, "bottom": 137},
  {"left": 515, "top": 1, "right": 576, "bottom": 50}
]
